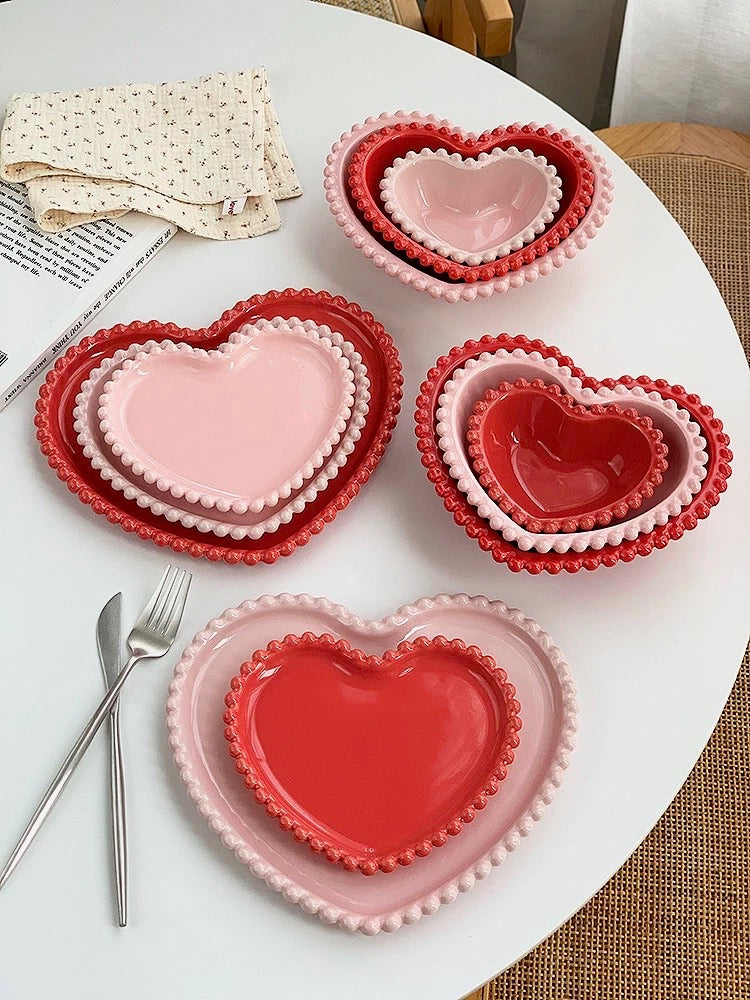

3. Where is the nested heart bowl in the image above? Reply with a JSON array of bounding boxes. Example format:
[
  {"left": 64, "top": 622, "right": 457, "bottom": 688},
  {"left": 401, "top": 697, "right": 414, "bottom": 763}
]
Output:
[
  {"left": 415, "top": 335, "right": 732, "bottom": 572},
  {"left": 324, "top": 112, "right": 612, "bottom": 302},
  {"left": 466, "top": 380, "right": 669, "bottom": 533},
  {"left": 167, "top": 593, "right": 577, "bottom": 933},
  {"left": 35, "top": 289, "right": 402, "bottom": 564},
  {"left": 378, "top": 146, "right": 562, "bottom": 266}
]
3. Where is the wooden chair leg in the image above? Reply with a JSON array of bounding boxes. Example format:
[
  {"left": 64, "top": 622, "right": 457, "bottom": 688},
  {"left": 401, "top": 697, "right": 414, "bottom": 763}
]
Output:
[
  {"left": 464, "top": 0, "right": 513, "bottom": 57},
  {"left": 423, "top": 0, "right": 478, "bottom": 54},
  {"left": 392, "top": 0, "right": 425, "bottom": 31}
]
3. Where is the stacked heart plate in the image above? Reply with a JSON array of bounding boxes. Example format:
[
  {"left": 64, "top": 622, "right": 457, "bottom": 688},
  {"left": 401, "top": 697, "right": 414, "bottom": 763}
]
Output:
[
  {"left": 35, "top": 289, "right": 403, "bottom": 563},
  {"left": 168, "top": 592, "right": 578, "bottom": 934},
  {"left": 416, "top": 335, "right": 733, "bottom": 573},
  {"left": 324, "top": 112, "right": 613, "bottom": 302}
]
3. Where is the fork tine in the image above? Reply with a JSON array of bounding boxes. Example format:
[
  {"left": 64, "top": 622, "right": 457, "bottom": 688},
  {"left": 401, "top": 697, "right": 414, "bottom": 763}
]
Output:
[
  {"left": 133, "top": 565, "right": 173, "bottom": 631},
  {"left": 144, "top": 566, "right": 179, "bottom": 629},
  {"left": 150, "top": 566, "right": 182, "bottom": 631},
  {"left": 153, "top": 567, "right": 186, "bottom": 634},
  {"left": 160, "top": 570, "right": 191, "bottom": 638}
]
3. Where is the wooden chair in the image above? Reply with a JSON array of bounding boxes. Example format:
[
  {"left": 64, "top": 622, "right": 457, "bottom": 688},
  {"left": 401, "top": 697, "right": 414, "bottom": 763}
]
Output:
[{"left": 394, "top": 0, "right": 513, "bottom": 57}]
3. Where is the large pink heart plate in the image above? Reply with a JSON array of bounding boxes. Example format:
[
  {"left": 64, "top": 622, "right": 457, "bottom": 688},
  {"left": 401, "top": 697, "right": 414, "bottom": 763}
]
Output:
[{"left": 167, "top": 594, "right": 577, "bottom": 934}]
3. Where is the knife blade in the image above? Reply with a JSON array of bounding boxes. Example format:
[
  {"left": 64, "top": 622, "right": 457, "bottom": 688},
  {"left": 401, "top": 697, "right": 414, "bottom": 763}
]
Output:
[{"left": 96, "top": 593, "right": 128, "bottom": 927}]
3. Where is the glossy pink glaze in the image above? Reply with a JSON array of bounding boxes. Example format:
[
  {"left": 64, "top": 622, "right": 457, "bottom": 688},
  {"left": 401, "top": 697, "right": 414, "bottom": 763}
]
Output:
[
  {"left": 166, "top": 594, "right": 577, "bottom": 933},
  {"left": 380, "top": 147, "right": 561, "bottom": 265},
  {"left": 224, "top": 634, "right": 520, "bottom": 875},
  {"left": 74, "top": 318, "right": 371, "bottom": 541},
  {"left": 466, "top": 380, "right": 667, "bottom": 533},
  {"left": 98, "top": 324, "right": 355, "bottom": 515}
]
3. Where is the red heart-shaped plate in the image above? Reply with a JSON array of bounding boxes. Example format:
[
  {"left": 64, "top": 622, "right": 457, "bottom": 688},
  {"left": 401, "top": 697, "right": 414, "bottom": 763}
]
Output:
[
  {"left": 35, "top": 289, "right": 402, "bottom": 564},
  {"left": 223, "top": 632, "right": 521, "bottom": 876}
]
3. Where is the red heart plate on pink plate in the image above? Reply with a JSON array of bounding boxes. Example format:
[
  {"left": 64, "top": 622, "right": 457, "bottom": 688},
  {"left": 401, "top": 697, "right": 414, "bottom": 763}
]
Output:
[
  {"left": 223, "top": 632, "right": 521, "bottom": 876},
  {"left": 167, "top": 593, "right": 577, "bottom": 933},
  {"left": 466, "top": 379, "right": 668, "bottom": 533},
  {"left": 35, "top": 289, "right": 402, "bottom": 564},
  {"left": 415, "top": 335, "right": 732, "bottom": 573}
]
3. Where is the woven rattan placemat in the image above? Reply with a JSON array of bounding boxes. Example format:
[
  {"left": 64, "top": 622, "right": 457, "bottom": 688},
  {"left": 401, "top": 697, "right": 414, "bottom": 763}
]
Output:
[
  {"left": 476, "top": 154, "right": 750, "bottom": 1000},
  {"left": 312, "top": 0, "right": 399, "bottom": 23}
]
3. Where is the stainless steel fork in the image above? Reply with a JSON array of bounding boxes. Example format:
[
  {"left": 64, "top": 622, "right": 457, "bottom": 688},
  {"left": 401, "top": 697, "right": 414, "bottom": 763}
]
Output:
[{"left": 0, "top": 565, "right": 191, "bottom": 891}]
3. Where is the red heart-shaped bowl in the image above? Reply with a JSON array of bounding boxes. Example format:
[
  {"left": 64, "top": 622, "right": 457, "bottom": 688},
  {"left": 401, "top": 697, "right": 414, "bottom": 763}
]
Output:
[
  {"left": 35, "top": 289, "right": 403, "bottom": 565},
  {"left": 415, "top": 336, "right": 732, "bottom": 573},
  {"left": 223, "top": 632, "right": 521, "bottom": 876},
  {"left": 466, "top": 380, "right": 668, "bottom": 533},
  {"left": 348, "top": 123, "right": 595, "bottom": 283}
]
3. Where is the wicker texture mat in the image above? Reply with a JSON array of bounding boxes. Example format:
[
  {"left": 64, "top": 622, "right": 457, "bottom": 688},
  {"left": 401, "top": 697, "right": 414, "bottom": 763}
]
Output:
[
  {"left": 477, "top": 154, "right": 750, "bottom": 1000},
  {"left": 312, "top": 0, "right": 399, "bottom": 23}
]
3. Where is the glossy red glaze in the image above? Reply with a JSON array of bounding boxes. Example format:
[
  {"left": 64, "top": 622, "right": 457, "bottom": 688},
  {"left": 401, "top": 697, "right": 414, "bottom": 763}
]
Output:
[
  {"left": 414, "top": 335, "right": 733, "bottom": 573},
  {"left": 347, "top": 123, "right": 595, "bottom": 283},
  {"left": 34, "top": 289, "right": 403, "bottom": 564},
  {"left": 223, "top": 633, "right": 521, "bottom": 876},
  {"left": 467, "top": 380, "right": 668, "bottom": 533}
]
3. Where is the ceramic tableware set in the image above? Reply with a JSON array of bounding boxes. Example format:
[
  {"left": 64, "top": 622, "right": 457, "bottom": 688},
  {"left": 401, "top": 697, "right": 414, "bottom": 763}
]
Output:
[{"left": 3, "top": 109, "right": 733, "bottom": 934}]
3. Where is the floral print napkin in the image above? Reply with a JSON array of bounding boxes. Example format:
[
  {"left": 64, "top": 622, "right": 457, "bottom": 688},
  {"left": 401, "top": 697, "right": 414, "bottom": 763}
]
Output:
[{"left": 0, "top": 67, "right": 301, "bottom": 239}]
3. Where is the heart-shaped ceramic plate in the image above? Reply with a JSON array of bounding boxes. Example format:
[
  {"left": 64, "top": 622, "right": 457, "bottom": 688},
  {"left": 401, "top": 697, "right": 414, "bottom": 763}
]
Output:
[
  {"left": 35, "top": 289, "right": 402, "bottom": 564},
  {"left": 72, "top": 318, "right": 371, "bottom": 541},
  {"left": 167, "top": 594, "right": 577, "bottom": 934},
  {"left": 379, "top": 146, "right": 562, "bottom": 265},
  {"left": 324, "top": 112, "right": 612, "bottom": 302},
  {"left": 415, "top": 335, "right": 732, "bottom": 572},
  {"left": 223, "top": 633, "right": 521, "bottom": 875},
  {"left": 97, "top": 320, "right": 356, "bottom": 515},
  {"left": 466, "top": 379, "right": 668, "bottom": 533},
  {"left": 357, "top": 124, "right": 585, "bottom": 280}
]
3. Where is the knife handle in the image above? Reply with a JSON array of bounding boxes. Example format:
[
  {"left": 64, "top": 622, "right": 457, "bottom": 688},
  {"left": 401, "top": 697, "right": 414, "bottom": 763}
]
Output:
[{"left": 109, "top": 699, "right": 127, "bottom": 927}]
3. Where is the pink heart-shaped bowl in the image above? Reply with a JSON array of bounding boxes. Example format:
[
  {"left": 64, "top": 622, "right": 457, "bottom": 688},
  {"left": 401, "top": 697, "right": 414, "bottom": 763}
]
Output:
[
  {"left": 415, "top": 335, "right": 732, "bottom": 572},
  {"left": 466, "top": 379, "right": 668, "bottom": 533},
  {"left": 167, "top": 593, "right": 577, "bottom": 933},
  {"left": 35, "top": 289, "right": 402, "bottom": 564},
  {"left": 378, "top": 146, "right": 562, "bottom": 266},
  {"left": 223, "top": 633, "right": 521, "bottom": 876},
  {"left": 97, "top": 320, "right": 356, "bottom": 515},
  {"left": 324, "top": 112, "right": 612, "bottom": 302}
]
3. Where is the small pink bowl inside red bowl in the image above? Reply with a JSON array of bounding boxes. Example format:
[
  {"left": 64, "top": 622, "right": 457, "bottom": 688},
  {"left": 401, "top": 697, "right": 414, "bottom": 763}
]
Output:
[
  {"left": 347, "top": 122, "right": 595, "bottom": 283},
  {"left": 466, "top": 379, "right": 669, "bottom": 534}
]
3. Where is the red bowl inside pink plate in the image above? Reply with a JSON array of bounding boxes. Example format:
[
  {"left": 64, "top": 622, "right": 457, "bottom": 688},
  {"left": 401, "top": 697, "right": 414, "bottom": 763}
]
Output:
[
  {"left": 35, "top": 288, "right": 403, "bottom": 565},
  {"left": 415, "top": 335, "right": 732, "bottom": 573},
  {"left": 466, "top": 379, "right": 668, "bottom": 534},
  {"left": 346, "top": 120, "right": 595, "bottom": 283},
  {"left": 223, "top": 632, "right": 521, "bottom": 876}
]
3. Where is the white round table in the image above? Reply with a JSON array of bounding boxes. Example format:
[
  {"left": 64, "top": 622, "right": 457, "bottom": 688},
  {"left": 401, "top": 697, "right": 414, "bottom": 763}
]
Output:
[{"left": 1, "top": 2, "right": 748, "bottom": 998}]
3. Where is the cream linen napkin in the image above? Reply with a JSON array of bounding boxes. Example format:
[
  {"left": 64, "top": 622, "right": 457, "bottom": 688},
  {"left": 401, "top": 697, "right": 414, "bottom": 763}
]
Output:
[{"left": 0, "top": 67, "right": 301, "bottom": 240}]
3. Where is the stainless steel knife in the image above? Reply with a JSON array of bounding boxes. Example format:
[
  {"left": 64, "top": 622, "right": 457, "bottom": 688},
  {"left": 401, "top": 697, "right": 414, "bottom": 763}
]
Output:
[{"left": 96, "top": 593, "right": 127, "bottom": 927}]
